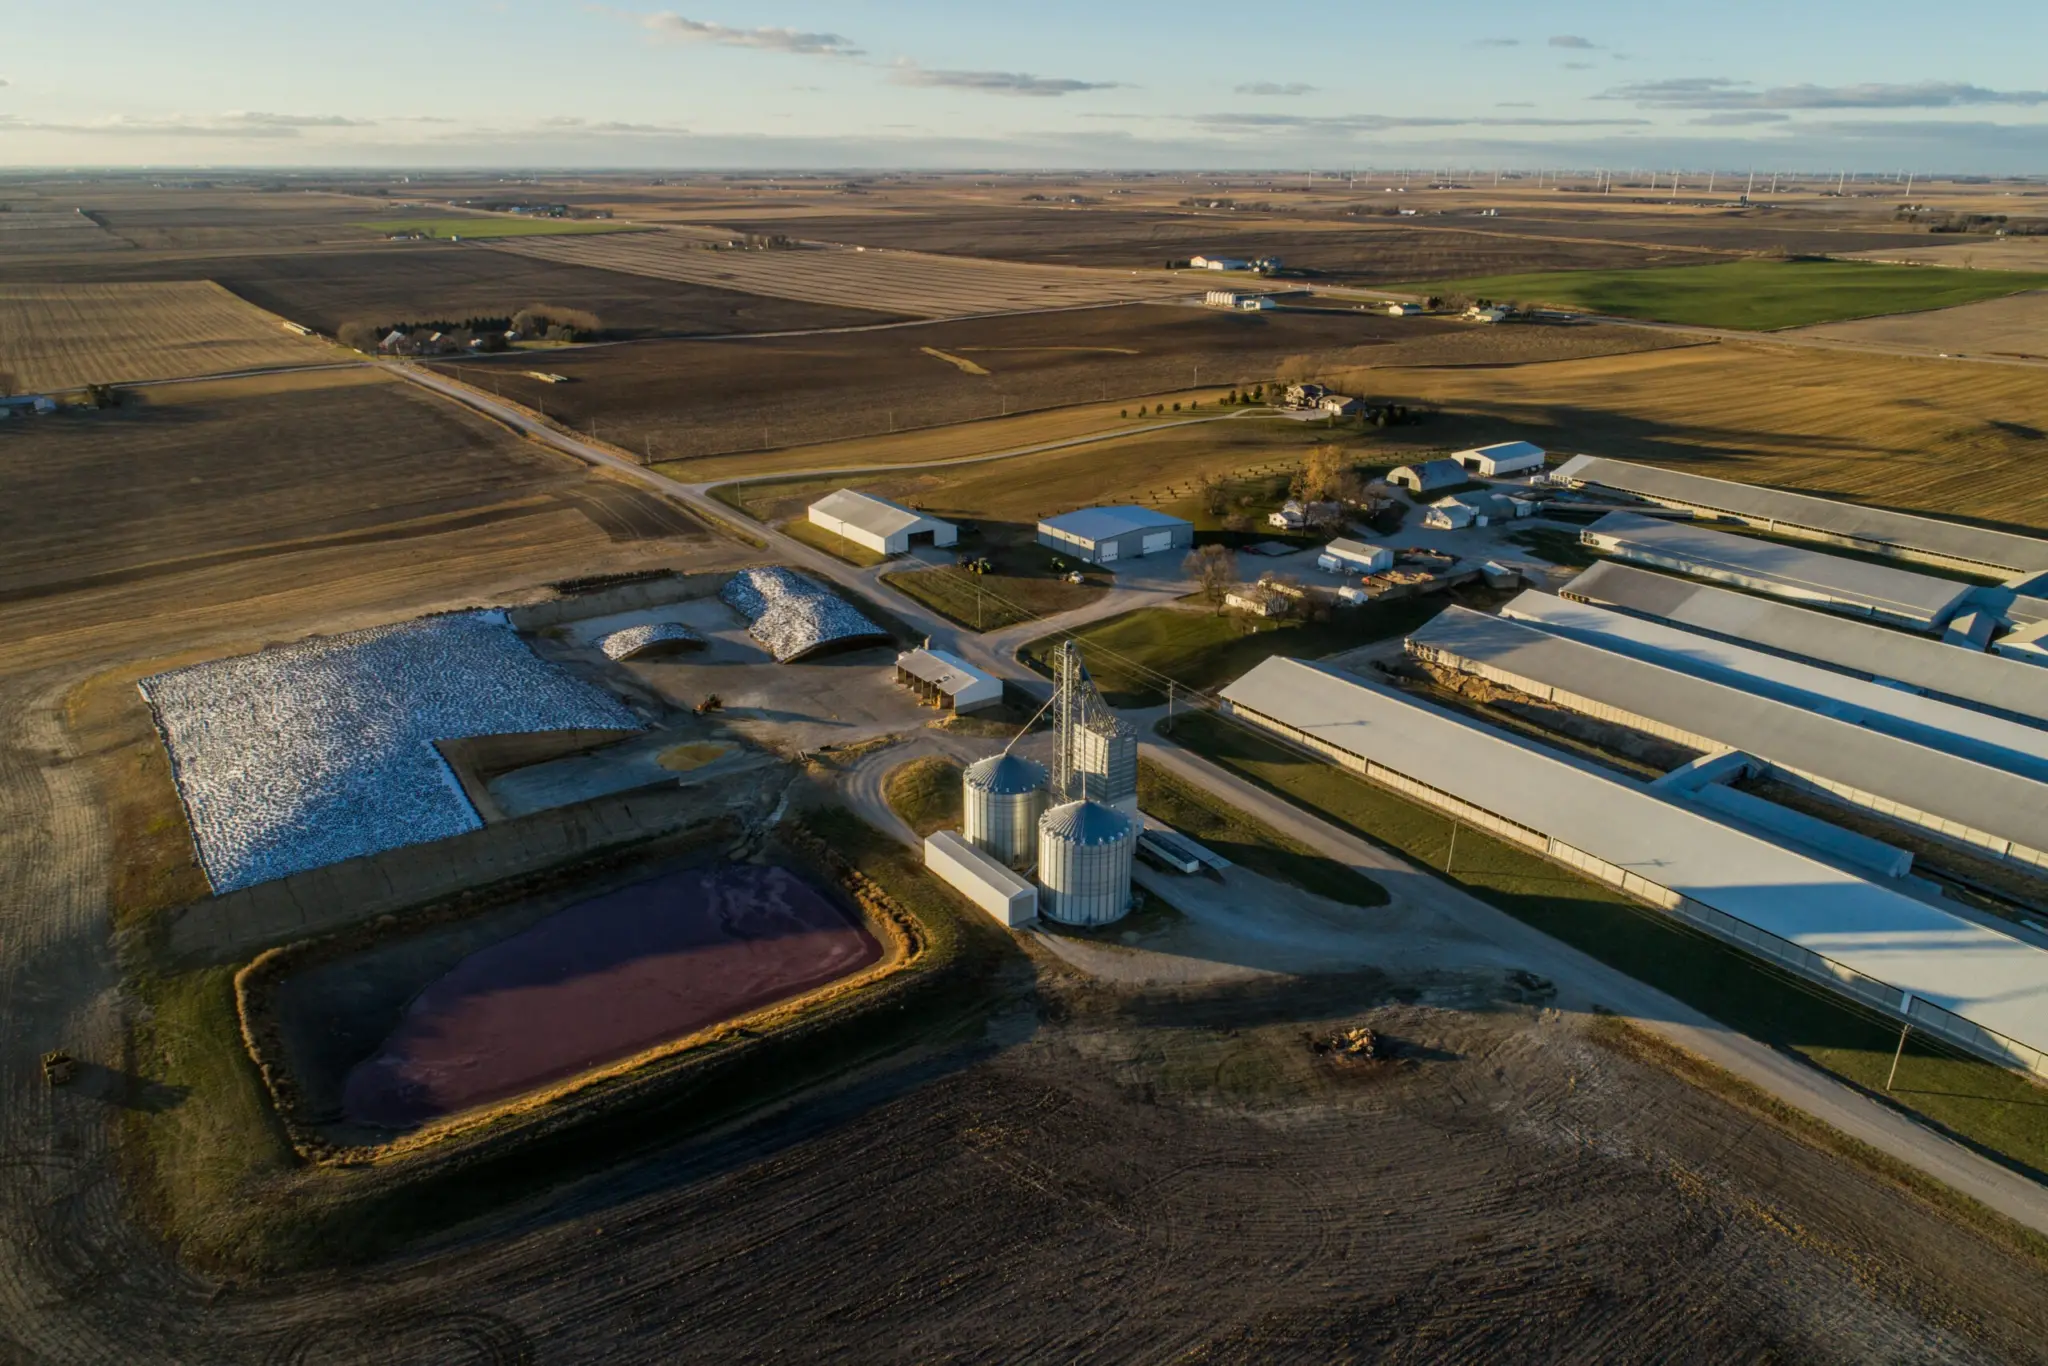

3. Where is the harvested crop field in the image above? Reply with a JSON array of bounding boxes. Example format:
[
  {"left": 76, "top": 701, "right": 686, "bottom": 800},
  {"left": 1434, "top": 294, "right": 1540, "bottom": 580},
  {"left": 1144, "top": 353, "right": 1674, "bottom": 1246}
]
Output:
[
  {"left": 67, "top": 192, "right": 412, "bottom": 251},
  {"left": 0, "top": 280, "right": 337, "bottom": 389},
  {"left": 1324, "top": 342, "right": 2048, "bottom": 532},
  {"left": 438, "top": 303, "right": 1442, "bottom": 460},
  {"left": 0, "top": 208, "right": 127, "bottom": 253},
  {"left": 1844, "top": 239, "right": 2048, "bottom": 273},
  {"left": 1794, "top": 290, "right": 2048, "bottom": 359},
  {"left": 487, "top": 232, "right": 1194, "bottom": 315},
  {"left": 683, "top": 210, "right": 1701, "bottom": 280},
  {"left": 0, "top": 369, "right": 718, "bottom": 661},
  {"left": 0, "top": 246, "right": 903, "bottom": 338},
  {"left": 342, "top": 864, "right": 879, "bottom": 1127}
]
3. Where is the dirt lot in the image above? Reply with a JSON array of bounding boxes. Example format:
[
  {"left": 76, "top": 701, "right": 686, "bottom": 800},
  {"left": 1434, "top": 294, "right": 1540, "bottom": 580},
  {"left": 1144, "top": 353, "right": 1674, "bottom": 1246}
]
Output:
[
  {"left": 1324, "top": 341, "right": 2048, "bottom": 533},
  {"left": 0, "top": 369, "right": 722, "bottom": 665},
  {"left": 437, "top": 303, "right": 1448, "bottom": 461},
  {"left": 1794, "top": 290, "right": 2048, "bottom": 359},
  {"left": 0, "top": 280, "right": 338, "bottom": 390},
  {"left": 487, "top": 232, "right": 1196, "bottom": 316}
]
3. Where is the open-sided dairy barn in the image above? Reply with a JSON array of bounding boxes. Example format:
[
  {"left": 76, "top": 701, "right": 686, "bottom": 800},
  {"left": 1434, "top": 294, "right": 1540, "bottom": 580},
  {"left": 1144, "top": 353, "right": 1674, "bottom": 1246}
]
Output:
[
  {"left": 1580, "top": 511, "right": 1975, "bottom": 630},
  {"left": 1498, "top": 590, "right": 2048, "bottom": 783},
  {"left": 1554, "top": 454, "right": 2048, "bottom": 577},
  {"left": 1219, "top": 657, "right": 2048, "bottom": 1078},
  {"left": 1561, "top": 561, "right": 2048, "bottom": 729},
  {"left": 1405, "top": 606, "right": 2048, "bottom": 873}
]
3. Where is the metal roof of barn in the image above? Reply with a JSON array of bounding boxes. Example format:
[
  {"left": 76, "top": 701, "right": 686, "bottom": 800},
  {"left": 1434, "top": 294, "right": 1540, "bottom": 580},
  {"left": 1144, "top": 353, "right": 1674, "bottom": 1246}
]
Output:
[
  {"left": 1407, "top": 606, "right": 2048, "bottom": 859},
  {"left": 1037, "top": 505, "right": 1192, "bottom": 543},
  {"left": 1584, "top": 511, "right": 1973, "bottom": 627},
  {"left": 1562, "top": 561, "right": 2048, "bottom": 729},
  {"left": 1555, "top": 455, "right": 2048, "bottom": 574},
  {"left": 1219, "top": 656, "right": 2048, "bottom": 1055},
  {"left": 809, "top": 488, "right": 941, "bottom": 539},
  {"left": 896, "top": 646, "right": 995, "bottom": 697}
]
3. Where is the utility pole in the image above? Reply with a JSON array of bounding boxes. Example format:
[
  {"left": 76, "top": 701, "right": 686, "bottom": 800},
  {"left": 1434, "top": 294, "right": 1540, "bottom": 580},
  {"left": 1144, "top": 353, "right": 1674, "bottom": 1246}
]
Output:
[
  {"left": 1445, "top": 820, "right": 1459, "bottom": 874},
  {"left": 1887, "top": 996, "right": 1915, "bottom": 1091}
]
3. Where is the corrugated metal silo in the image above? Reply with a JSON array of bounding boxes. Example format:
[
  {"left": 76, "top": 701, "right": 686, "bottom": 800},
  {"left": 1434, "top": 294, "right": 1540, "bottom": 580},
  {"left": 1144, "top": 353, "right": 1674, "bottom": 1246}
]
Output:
[
  {"left": 1037, "top": 798, "right": 1136, "bottom": 926},
  {"left": 963, "top": 753, "right": 1047, "bottom": 865}
]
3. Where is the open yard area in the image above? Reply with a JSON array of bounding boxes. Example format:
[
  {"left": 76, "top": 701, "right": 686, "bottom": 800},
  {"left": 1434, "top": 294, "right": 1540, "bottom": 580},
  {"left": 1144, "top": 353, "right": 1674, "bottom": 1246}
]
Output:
[
  {"left": 1793, "top": 289, "right": 2048, "bottom": 359},
  {"left": 1323, "top": 341, "right": 2048, "bottom": 534},
  {"left": 0, "top": 280, "right": 338, "bottom": 389},
  {"left": 882, "top": 537, "right": 1111, "bottom": 631},
  {"left": 1168, "top": 709, "right": 2048, "bottom": 1180},
  {"left": 1393, "top": 259, "right": 2048, "bottom": 329},
  {"left": 486, "top": 231, "right": 1197, "bottom": 316},
  {"left": 441, "top": 302, "right": 1436, "bottom": 462}
]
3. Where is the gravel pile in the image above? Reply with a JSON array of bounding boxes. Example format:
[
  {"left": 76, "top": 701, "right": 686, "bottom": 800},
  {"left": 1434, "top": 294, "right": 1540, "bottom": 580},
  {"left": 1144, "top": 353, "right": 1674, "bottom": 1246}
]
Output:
[
  {"left": 720, "top": 567, "right": 888, "bottom": 662},
  {"left": 597, "top": 621, "right": 704, "bottom": 661},
  {"left": 141, "top": 610, "right": 640, "bottom": 893}
]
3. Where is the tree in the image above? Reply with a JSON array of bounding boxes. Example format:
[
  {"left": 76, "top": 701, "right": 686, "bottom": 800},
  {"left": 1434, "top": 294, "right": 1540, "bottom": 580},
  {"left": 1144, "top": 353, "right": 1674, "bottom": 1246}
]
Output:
[
  {"left": 1295, "top": 444, "right": 1355, "bottom": 502},
  {"left": 1200, "top": 475, "right": 1230, "bottom": 517},
  {"left": 1184, "top": 544, "right": 1238, "bottom": 615},
  {"left": 337, "top": 319, "right": 384, "bottom": 354}
]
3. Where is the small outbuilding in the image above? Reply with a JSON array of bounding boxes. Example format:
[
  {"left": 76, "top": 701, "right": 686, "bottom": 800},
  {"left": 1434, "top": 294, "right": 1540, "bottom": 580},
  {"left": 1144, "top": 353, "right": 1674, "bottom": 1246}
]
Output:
[
  {"left": 1456, "top": 440, "right": 1546, "bottom": 477},
  {"left": 1318, "top": 538, "right": 1394, "bottom": 575},
  {"left": 1385, "top": 302, "right": 1423, "bottom": 317},
  {"left": 1424, "top": 491, "right": 1536, "bottom": 530},
  {"left": 1037, "top": 506, "right": 1194, "bottom": 565},
  {"left": 1190, "top": 254, "right": 1250, "bottom": 271},
  {"left": 1388, "top": 459, "right": 1468, "bottom": 495},
  {"left": 924, "top": 831, "right": 1038, "bottom": 927},
  {"left": 894, "top": 647, "right": 1002, "bottom": 713},
  {"left": 808, "top": 488, "right": 957, "bottom": 557}
]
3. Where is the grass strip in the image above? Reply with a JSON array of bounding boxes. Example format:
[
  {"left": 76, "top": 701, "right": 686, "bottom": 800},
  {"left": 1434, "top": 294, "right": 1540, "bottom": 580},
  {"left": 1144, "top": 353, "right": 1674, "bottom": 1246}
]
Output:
[
  {"left": 777, "top": 515, "right": 890, "bottom": 567},
  {"left": 1137, "top": 758, "right": 1387, "bottom": 907},
  {"left": 1389, "top": 259, "right": 2048, "bottom": 331},
  {"left": 1169, "top": 709, "right": 2048, "bottom": 1176},
  {"left": 885, "top": 756, "right": 964, "bottom": 837}
]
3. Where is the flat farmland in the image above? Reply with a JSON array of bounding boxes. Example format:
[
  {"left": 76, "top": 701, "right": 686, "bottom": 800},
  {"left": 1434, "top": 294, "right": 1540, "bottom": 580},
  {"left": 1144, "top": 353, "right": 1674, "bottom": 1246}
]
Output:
[
  {"left": 0, "top": 368, "right": 718, "bottom": 658},
  {"left": 1844, "top": 238, "right": 2048, "bottom": 272},
  {"left": 487, "top": 232, "right": 1195, "bottom": 315},
  {"left": 0, "top": 208, "right": 127, "bottom": 253},
  {"left": 1396, "top": 259, "right": 2048, "bottom": 329},
  {"left": 0, "top": 246, "right": 902, "bottom": 338},
  {"left": 1325, "top": 342, "right": 2048, "bottom": 532},
  {"left": 1793, "top": 290, "right": 2048, "bottom": 359},
  {"left": 0, "top": 281, "right": 338, "bottom": 389},
  {"left": 683, "top": 209, "right": 1699, "bottom": 281},
  {"left": 437, "top": 303, "right": 1440, "bottom": 460},
  {"left": 82, "top": 195, "right": 414, "bottom": 251}
]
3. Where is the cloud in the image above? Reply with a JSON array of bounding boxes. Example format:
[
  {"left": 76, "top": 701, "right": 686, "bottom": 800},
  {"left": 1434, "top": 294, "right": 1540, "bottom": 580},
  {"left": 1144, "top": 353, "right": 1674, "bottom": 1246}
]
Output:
[
  {"left": 1496, "top": 101, "right": 1536, "bottom": 108},
  {"left": 1235, "top": 81, "right": 1314, "bottom": 96},
  {"left": 1192, "top": 111, "right": 1649, "bottom": 134},
  {"left": 640, "top": 12, "right": 862, "bottom": 57},
  {"left": 1471, "top": 38, "right": 1519, "bottom": 48},
  {"left": 0, "top": 111, "right": 372, "bottom": 138},
  {"left": 537, "top": 116, "right": 687, "bottom": 135},
  {"left": 1607, "top": 77, "right": 2048, "bottom": 109},
  {"left": 1562, "top": 62, "right": 1594, "bottom": 70},
  {"left": 889, "top": 62, "right": 1122, "bottom": 97},
  {"left": 1689, "top": 111, "right": 1791, "bottom": 126},
  {"left": 1548, "top": 35, "right": 1598, "bottom": 49}
]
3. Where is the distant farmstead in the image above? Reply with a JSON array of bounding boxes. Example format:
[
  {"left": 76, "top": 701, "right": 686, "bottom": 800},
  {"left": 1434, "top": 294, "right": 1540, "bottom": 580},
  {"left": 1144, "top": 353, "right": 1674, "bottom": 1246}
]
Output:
[
  {"left": 1037, "top": 506, "right": 1194, "bottom": 565},
  {"left": 807, "top": 488, "right": 957, "bottom": 557}
]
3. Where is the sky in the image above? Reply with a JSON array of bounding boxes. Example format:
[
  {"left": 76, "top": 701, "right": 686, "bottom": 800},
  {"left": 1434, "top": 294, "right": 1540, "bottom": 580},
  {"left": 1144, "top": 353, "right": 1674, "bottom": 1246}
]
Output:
[{"left": 2, "top": 0, "right": 2045, "bottom": 172}]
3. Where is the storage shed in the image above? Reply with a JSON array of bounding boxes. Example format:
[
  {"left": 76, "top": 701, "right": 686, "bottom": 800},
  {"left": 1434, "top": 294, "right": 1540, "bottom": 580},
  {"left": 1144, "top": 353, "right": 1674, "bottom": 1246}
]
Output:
[
  {"left": 1037, "top": 506, "right": 1194, "bottom": 565},
  {"left": 1318, "top": 538, "right": 1394, "bottom": 575},
  {"left": 1388, "top": 459, "right": 1467, "bottom": 495},
  {"left": 894, "top": 647, "right": 1002, "bottom": 713},
  {"left": 1456, "top": 440, "right": 1546, "bottom": 477},
  {"left": 807, "top": 489, "right": 957, "bottom": 557},
  {"left": 924, "top": 831, "right": 1038, "bottom": 927}
]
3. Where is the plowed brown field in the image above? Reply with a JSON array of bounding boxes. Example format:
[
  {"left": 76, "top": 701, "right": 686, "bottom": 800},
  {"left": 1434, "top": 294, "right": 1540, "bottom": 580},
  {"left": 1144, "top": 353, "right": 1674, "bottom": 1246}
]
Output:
[{"left": 0, "top": 281, "right": 336, "bottom": 390}]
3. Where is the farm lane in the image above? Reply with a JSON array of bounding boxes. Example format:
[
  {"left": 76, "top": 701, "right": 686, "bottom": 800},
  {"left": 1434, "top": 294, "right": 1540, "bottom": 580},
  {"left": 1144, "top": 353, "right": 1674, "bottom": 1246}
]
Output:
[{"left": 389, "top": 357, "right": 2048, "bottom": 1244}]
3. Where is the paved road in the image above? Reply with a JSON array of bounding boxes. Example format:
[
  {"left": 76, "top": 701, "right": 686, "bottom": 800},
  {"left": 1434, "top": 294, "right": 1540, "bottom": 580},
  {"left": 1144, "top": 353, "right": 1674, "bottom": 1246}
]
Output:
[{"left": 389, "top": 358, "right": 2048, "bottom": 1234}]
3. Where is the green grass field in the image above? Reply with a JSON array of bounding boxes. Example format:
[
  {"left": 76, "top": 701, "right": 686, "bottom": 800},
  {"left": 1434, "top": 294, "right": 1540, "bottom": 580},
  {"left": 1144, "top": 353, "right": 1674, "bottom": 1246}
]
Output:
[
  {"left": 885, "top": 756, "right": 964, "bottom": 837},
  {"left": 1022, "top": 598, "right": 1445, "bottom": 708},
  {"left": 1398, "top": 259, "right": 2048, "bottom": 331},
  {"left": 777, "top": 516, "right": 890, "bottom": 567},
  {"left": 359, "top": 218, "right": 642, "bottom": 240},
  {"left": 1169, "top": 710, "right": 2048, "bottom": 1176},
  {"left": 882, "top": 541, "right": 1108, "bottom": 633}
]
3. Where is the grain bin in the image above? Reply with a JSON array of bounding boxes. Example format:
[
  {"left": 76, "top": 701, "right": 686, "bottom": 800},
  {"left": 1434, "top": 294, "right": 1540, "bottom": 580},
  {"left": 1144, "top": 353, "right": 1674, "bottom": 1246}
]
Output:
[
  {"left": 1037, "top": 799, "right": 1136, "bottom": 926},
  {"left": 963, "top": 753, "right": 1047, "bottom": 865}
]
